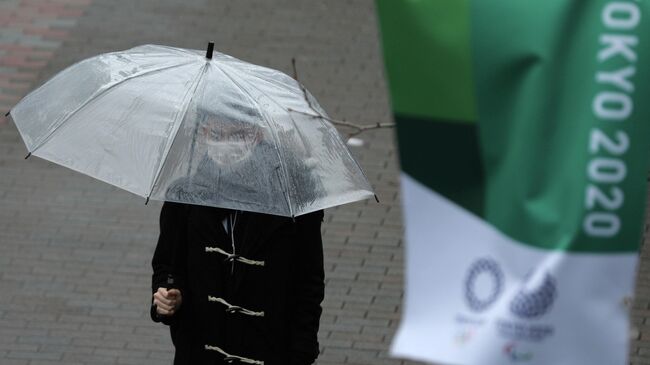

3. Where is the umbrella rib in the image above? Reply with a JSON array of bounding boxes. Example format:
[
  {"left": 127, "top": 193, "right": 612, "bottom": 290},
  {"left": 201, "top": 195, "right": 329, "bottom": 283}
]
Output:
[
  {"left": 28, "top": 60, "right": 198, "bottom": 156},
  {"left": 146, "top": 62, "right": 209, "bottom": 200},
  {"left": 211, "top": 63, "right": 295, "bottom": 217}
]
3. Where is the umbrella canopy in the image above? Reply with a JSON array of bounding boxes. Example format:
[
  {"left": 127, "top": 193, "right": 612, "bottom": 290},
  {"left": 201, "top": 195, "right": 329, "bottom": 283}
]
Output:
[{"left": 9, "top": 44, "right": 374, "bottom": 217}]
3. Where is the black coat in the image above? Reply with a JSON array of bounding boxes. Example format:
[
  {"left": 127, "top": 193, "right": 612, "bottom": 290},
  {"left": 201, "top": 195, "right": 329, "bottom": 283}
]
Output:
[{"left": 151, "top": 202, "right": 325, "bottom": 365}]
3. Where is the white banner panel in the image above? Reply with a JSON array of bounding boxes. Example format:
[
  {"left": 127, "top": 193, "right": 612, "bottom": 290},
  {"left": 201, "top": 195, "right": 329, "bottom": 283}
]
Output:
[{"left": 392, "top": 173, "right": 637, "bottom": 365}]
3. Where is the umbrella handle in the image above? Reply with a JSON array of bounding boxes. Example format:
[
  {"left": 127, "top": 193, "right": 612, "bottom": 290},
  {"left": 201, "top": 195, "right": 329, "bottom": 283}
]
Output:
[{"left": 166, "top": 273, "right": 174, "bottom": 290}]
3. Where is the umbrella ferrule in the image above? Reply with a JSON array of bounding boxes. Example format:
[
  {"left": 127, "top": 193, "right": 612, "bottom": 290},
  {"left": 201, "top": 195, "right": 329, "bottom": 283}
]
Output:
[{"left": 206, "top": 42, "right": 214, "bottom": 60}]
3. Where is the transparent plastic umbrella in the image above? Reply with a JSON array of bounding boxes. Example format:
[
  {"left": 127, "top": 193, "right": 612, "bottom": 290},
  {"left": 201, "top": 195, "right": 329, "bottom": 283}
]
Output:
[{"left": 8, "top": 43, "right": 375, "bottom": 217}]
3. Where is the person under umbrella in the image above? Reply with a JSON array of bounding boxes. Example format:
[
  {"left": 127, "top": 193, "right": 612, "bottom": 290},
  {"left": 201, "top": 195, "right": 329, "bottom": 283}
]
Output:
[{"left": 151, "top": 114, "right": 325, "bottom": 365}]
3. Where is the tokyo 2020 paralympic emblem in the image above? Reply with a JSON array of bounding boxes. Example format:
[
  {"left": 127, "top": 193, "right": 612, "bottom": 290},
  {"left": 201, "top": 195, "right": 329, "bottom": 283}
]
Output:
[
  {"left": 464, "top": 258, "right": 504, "bottom": 312},
  {"left": 509, "top": 273, "right": 557, "bottom": 319}
]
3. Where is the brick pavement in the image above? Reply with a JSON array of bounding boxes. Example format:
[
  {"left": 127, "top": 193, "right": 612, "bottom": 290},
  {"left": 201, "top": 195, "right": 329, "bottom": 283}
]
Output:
[
  {"left": 0, "top": 1, "right": 409, "bottom": 364},
  {"left": 1, "top": 1, "right": 650, "bottom": 365},
  {"left": 0, "top": 0, "right": 90, "bottom": 118},
  {"left": 631, "top": 210, "right": 650, "bottom": 364}
]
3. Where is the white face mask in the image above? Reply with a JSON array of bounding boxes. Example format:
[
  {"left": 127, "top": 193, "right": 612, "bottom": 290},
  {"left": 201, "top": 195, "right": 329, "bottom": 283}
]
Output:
[
  {"left": 205, "top": 139, "right": 253, "bottom": 166},
  {"left": 202, "top": 123, "right": 260, "bottom": 166}
]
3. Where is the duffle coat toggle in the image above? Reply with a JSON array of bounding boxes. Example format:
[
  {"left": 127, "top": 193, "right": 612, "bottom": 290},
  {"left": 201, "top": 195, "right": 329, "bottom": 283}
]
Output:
[
  {"left": 205, "top": 246, "right": 265, "bottom": 266},
  {"left": 204, "top": 344, "right": 264, "bottom": 365},
  {"left": 207, "top": 296, "right": 264, "bottom": 317}
]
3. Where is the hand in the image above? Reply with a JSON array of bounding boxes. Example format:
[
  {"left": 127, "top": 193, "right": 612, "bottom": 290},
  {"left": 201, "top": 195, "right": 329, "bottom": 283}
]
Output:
[{"left": 153, "top": 287, "right": 183, "bottom": 316}]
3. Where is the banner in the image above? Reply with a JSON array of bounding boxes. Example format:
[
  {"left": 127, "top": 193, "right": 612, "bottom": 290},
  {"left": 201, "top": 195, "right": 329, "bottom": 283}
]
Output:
[{"left": 376, "top": 1, "right": 650, "bottom": 364}]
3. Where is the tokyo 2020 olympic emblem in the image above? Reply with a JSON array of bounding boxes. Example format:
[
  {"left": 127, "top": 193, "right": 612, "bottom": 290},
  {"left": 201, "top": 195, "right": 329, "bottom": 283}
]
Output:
[{"left": 464, "top": 258, "right": 504, "bottom": 312}]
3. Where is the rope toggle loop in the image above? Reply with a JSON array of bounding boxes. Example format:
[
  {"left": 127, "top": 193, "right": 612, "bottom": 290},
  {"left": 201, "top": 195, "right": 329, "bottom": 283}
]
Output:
[
  {"left": 204, "top": 344, "right": 264, "bottom": 365},
  {"left": 226, "top": 305, "right": 242, "bottom": 314},
  {"left": 223, "top": 253, "right": 241, "bottom": 263},
  {"left": 205, "top": 246, "right": 265, "bottom": 266},
  {"left": 208, "top": 296, "right": 265, "bottom": 317}
]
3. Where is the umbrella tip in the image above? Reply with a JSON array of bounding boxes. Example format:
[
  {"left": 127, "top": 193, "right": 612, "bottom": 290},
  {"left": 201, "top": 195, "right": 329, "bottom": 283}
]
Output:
[
  {"left": 145, "top": 196, "right": 150, "bottom": 205},
  {"left": 206, "top": 42, "right": 214, "bottom": 60},
  {"left": 374, "top": 194, "right": 380, "bottom": 203},
  {"left": 4, "top": 110, "right": 9, "bottom": 117},
  {"left": 24, "top": 152, "right": 31, "bottom": 160}
]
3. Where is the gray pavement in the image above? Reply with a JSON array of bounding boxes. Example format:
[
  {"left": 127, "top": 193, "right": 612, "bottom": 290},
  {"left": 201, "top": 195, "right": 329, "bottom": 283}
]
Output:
[{"left": 1, "top": 1, "right": 650, "bottom": 365}]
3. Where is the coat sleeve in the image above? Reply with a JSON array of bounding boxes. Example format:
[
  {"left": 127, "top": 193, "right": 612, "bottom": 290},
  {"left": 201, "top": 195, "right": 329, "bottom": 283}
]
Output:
[
  {"left": 289, "top": 210, "right": 325, "bottom": 365},
  {"left": 150, "top": 201, "right": 189, "bottom": 325}
]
